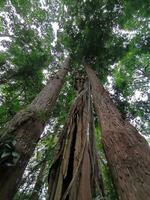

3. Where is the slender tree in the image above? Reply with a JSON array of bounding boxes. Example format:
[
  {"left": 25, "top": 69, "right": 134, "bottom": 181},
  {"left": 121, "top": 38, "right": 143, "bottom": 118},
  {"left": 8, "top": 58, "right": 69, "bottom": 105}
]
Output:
[
  {"left": 0, "top": 57, "right": 70, "bottom": 200},
  {"left": 85, "top": 63, "right": 150, "bottom": 200}
]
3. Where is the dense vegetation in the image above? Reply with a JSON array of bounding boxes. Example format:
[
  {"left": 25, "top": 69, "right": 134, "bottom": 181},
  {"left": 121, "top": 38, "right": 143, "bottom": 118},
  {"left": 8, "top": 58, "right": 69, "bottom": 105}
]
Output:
[{"left": 0, "top": 0, "right": 149, "bottom": 199}]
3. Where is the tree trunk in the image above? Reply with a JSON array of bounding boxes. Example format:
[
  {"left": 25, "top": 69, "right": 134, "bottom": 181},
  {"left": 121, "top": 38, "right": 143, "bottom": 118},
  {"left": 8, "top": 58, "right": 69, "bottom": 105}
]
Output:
[
  {"left": 48, "top": 81, "right": 104, "bottom": 200},
  {"left": 48, "top": 88, "right": 91, "bottom": 200},
  {"left": 0, "top": 57, "right": 70, "bottom": 200},
  {"left": 30, "top": 160, "right": 47, "bottom": 200},
  {"left": 85, "top": 64, "right": 150, "bottom": 200}
]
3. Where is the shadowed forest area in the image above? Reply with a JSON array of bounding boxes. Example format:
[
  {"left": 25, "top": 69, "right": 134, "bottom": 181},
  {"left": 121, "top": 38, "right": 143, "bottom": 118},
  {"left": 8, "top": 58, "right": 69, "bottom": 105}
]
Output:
[{"left": 0, "top": 0, "right": 150, "bottom": 199}]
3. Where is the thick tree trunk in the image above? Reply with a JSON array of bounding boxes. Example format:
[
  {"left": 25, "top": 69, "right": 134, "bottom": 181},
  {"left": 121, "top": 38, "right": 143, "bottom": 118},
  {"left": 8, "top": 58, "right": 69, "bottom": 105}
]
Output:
[
  {"left": 30, "top": 160, "right": 47, "bottom": 200},
  {"left": 0, "top": 57, "right": 70, "bottom": 200},
  {"left": 48, "top": 82, "right": 104, "bottom": 200},
  {"left": 85, "top": 64, "right": 150, "bottom": 200},
  {"left": 48, "top": 88, "right": 92, "bottom": 200}
]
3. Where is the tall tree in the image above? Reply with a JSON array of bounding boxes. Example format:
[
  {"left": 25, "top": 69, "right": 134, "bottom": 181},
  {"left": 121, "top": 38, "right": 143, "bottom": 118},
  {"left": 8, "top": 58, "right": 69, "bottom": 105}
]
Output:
[
  {"left": 48, "top": 79, "right": 104, "bottom": 200},
  {"left": 0, "top": 0, "right": 150, "bottom": 199},
  {"left": 0, "top": 57, "right": 70, "bottom": 200},
  {"left": 85, "top": 63, "right": 150, "bottom": 200}
]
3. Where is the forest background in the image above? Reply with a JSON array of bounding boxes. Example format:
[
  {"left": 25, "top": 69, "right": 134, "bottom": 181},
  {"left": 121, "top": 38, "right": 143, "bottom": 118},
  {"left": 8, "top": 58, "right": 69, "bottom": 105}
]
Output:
[{"left": 0, "top": 0, "right": 150, "bottom": 199}]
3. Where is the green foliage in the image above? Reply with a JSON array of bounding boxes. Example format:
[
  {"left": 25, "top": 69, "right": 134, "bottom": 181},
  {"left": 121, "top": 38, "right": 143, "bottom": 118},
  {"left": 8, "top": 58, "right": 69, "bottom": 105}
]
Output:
[
  {"left": 0, "top": 0, "right": 5, "bottom": 10},
  {"left": 112, "top": 22, "right": 150, "bottom": 133},
  {"left": 95, "top": 125, "right": 118, "bottom": 200},
  {"left": 30, "top": 8, "right": 47, "bottom": 23},
  {"left": 0, "top": 17, "right": 3, "bottom": 31},
  {"left": 0, "top": 27, "right": 51, "bottom": 126},
  {"left": 14, "top": 193, "right": 32, "bottom": 200},
  {"left": 0, "top": 52, "right": 6, "bottom": 66},
  {"left": 124, "top": 0, "right": 149, "bottom": 18},
  {"left": 52, "top": 74, "right": 76, "bottom": 125},
  {"left": 58, "top": 0, "right": 128, "bottom": 82},
  {"left": 0, "top": 0, "right": 150, "bottom": 198},
  {"left": 101, "top": 164, "right": 118, "bottom": 200},
  {"left": 11, "top": 0, "right": 31, "bottom": 16}
]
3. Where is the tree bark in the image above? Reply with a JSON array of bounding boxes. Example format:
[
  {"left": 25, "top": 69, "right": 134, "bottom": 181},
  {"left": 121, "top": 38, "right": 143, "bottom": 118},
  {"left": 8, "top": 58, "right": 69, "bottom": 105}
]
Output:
[
  {"left": 48, "top": 81, "right": 104, "bottom": 200},
  {"left": 48, "top": 88, "right": 92, "bottom": 200},
  {"left": 0, "top": 57, "right": 70, "bottom": 200},
  {"left": 85, "top": 64, "right": 150, "bottom": 200}
]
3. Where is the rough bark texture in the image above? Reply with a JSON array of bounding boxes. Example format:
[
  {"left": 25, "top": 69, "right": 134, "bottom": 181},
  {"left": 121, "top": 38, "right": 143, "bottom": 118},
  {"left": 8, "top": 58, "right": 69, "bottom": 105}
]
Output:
[
  {"left": 48, "top": 89, "right": 91, "bottom": 200},
  {"left": 48, "top": 82, "right": 104, "bottom": 200},
  {"left": 0, "top": 57, "right": 70, "bottom": 200},
  {"left": 85, "top": 64, "right": 150, "bottom": 200}
]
